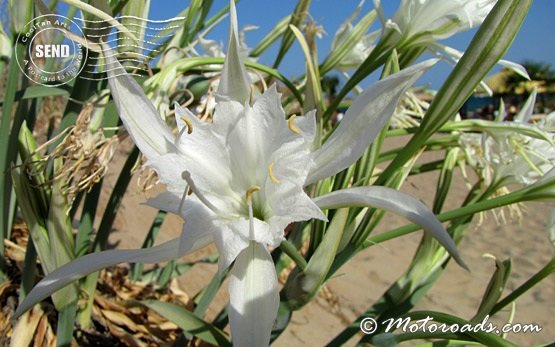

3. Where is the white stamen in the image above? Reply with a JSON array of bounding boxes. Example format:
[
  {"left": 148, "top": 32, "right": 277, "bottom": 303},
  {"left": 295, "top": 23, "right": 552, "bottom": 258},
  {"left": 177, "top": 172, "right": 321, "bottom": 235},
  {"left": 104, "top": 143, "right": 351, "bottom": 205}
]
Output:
[
  {"left": 178, "top": 182, "right": 189, "bottom": 216},
  {"left": 245, "top": 186, "right": 260, "bottom": 240},
  {"left": 181, "top": 170, "right": 222, "bottom": 215},
  {"left": 248, "top": 195, "right": 255, "bottom": 240}
]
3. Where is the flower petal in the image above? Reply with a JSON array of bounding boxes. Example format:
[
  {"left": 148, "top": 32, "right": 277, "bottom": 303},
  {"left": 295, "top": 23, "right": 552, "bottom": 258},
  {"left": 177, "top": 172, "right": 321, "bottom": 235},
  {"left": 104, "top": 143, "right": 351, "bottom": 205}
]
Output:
[
  {"left": 313, "top": 186, "right": 468, "bottom": 270},
  {"left": 498, "top": 59, "right": 530, "bottom": 80},
  {"left": 145, "top": 191, "right": 183, "bottom": 215},
  {"left": 15, "top": 237, "right": 197, "bottom": 318},
  {"left": 307, "top": 59, "right": 437, "bottom": 184},
  {"left": 105, "top": 46, "right": 177, "bottom": 159},
  {"left": 146, "top": 153, "right": 189, "bottom": 194},
  {"left": 216, "top": 0, "right": 251, "bottom": 103},
  {"left": 514, "top": 87, "right": 537, "bottom": 124},
  {"left": 213, "top": 218, "right": 271, "bottom": 271},
  {"left": 146, "top": 193, "right": 217, "bottom": 256},
  {"left": 228, "top": 242, "right": 279, "bottom": 347}
]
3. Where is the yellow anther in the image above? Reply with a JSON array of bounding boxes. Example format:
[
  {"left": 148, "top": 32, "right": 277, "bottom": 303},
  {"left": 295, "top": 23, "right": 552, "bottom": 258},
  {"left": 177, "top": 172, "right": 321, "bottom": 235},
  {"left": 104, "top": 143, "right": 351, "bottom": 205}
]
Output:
[
  {"left": 267, "top": 162, "right": 280, "bottom": 184},
  {"left": 245, "top": 185, "right": 261, "bottom": 204},
  {"left": 288, "top": 114, "right": 300, "bottom": 134},
  {"left": 180, "top": 116, "right": 193, "bottom": 134}
]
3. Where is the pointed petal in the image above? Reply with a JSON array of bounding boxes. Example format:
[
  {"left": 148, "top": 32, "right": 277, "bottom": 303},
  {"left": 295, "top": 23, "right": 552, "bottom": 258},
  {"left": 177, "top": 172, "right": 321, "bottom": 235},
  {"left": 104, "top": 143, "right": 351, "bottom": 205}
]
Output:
[
  {"left": 177, "top": 199, "right": 217, "bottom": 255},
  {"left": 514, "top": 87, "right": 537, "bottom": 124},
  {"left": 146, "top": 153, "right": 188, "bottom": 194},
  {"left": 216, "top": 0, "right": 251, "bottom": 103},
  {"left": 146, "top": 193, "right": 216, "bottom": 256},
  {"left": 373, "top": 0, "right": 387, "bottom": 27},
  {"left": 313, "top": 186, "right": 468, "bottom": 269},
  {"left": 307, "top": 59, "right": 437, "bottom": 184},
  {"left": 105, "top": 46, "right": 176, "bottom": 159},
  {"left": 146, "top": 191, "right": 183, "bottom": 214},
  {"left": 213, "top": 218, "right": 271, "bottom": 271},
  {"left": 16, "top": 237, "right": 188, "bottom": 318},
  {"left": 228, "top": 242, "right": 279, "bottom": 347},
  {"left": 499, "top": 59, "right": 530, "bottom": 80}
]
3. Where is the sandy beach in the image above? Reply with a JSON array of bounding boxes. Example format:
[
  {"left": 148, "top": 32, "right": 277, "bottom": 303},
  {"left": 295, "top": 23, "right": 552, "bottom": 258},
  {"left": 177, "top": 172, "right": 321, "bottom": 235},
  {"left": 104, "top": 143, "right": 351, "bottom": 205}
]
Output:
[{"left": 104, "top": 135, "right": 555, "bottom": 346}]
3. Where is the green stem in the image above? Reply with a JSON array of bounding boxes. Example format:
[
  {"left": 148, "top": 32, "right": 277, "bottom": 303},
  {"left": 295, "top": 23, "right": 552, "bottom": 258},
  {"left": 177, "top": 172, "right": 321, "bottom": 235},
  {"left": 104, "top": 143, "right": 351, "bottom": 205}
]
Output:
[
  {"left": 279, "top": 239, "right": 307, "bottom": 271},
  {"left": 0, "top": 41, "right": 26, "bottom": 281}
]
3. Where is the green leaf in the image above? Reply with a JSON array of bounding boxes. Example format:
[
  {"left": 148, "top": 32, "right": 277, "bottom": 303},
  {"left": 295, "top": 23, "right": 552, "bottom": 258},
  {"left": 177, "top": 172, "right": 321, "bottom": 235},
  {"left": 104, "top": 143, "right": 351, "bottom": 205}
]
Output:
[
  {"left": 284, "top": 208, "right": 348, "bottom": 310},
  {"left": 131, "top": 210, "right": 167, "bottom": 281},
  {"left": 194, "top": 269, "right": 227, "bottom": 318},
  {"left": 388, "top": 311, "right": 519, "bottom": 347},
  {"left": 0, "top": 86, "right": 69, "bottom": 105},
  {"left": 56, "top": 304, "right": 78, "bottom": 347},
  {"left": 250, "top": 15, "right": 292, "bottom": 58},
  {"left": 58, "top": 0, "right": 138, "bottom": 43},
  {"left": 433, "top": 148, "right": 460, "bottom": 214},
  {"left": 492, "top": 259, "right": 555, "bottom": 315},
  {"left": 0, "top": 41, "right": 27, "bottom": 281},
  {"left": 289, "top": 25, "right": 324, "bottom": 117},
  {"left": 273, "top": 0, "right": 311, "bottom": 68},
  {"left": 134, "top": 300, "right": 231, "bottom": 346},
  {"left": 472, "top": 258, "right": 511, "bottom": 323}
]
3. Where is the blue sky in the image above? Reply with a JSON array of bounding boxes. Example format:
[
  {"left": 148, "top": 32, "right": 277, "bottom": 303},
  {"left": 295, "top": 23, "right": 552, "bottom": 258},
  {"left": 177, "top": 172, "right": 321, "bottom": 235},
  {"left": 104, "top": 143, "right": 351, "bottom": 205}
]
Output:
[{"left": 146, "top": 0, "right": 555, "bottom": 89}]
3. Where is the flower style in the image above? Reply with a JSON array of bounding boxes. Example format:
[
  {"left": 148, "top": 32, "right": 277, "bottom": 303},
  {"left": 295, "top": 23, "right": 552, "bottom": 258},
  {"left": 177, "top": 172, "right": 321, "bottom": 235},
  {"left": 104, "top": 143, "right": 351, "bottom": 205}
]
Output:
[
  {"left": 16, "top": 1, "right": 467, "bottom": 346},
  {"left": 376, "top": 0, "right": 497, "bottom": 47}
]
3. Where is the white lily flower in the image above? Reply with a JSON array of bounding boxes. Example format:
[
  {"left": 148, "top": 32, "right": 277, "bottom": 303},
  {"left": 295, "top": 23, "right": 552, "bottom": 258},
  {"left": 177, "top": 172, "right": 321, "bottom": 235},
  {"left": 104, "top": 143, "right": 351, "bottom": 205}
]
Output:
[
  {"left": 16, "top": 2, "right": 466, "bottom": 345},
  {"left": 198, "top": 25, "right": 257, "bottom": 62},
  {"left": 331, "top": 1, "right": 379, "bottom": 71},
  {"left": 459, "top": 93, "right": 555, "bottom": 187},
  {"left": 375, "top": 0, "right": 496, "bottom": 47}
]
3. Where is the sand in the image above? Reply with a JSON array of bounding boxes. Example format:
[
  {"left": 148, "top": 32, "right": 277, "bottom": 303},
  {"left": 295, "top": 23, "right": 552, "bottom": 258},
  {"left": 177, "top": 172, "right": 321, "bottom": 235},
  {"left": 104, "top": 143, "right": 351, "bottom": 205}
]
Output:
[{"left": 103, "top": 135, "right": 554, "bottom": 346}]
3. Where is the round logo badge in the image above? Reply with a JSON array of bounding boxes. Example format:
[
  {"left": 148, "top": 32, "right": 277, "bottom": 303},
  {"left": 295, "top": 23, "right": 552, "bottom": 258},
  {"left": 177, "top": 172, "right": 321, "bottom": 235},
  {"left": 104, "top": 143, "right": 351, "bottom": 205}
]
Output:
[{"left": 15, "top": 14, "right": 88, "bottom": 87}]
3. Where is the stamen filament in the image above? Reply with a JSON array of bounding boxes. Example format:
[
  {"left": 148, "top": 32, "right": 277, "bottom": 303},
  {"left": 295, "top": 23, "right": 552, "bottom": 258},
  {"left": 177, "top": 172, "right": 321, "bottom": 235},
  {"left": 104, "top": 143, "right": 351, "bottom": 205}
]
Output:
[
  {"left": 267, "top": 162, "right": 280, "bottom": 184},
  {"left": 245, "top": 185, "right": 260, "bottom": 240},
  {"left": 178, "top": 183, "right": 189, "bottom": 215},
  {"left": 288, "top": 114, "right": 300, "bottom": 134},
  {"left": 181, "top": 171, "right": 222, "bottom": 214},
  {"left": 248, "top": 195, "right": 255, "bottom": 240}
]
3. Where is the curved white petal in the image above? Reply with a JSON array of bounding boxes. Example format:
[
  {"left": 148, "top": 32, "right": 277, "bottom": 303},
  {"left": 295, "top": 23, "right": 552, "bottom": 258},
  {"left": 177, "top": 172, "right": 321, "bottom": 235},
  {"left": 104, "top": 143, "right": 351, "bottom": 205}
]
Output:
[
  {"left": 307, "top": 59, "right": 437, "bottom": 184},
  {"left": 514, "top": 87, "right": 537, "bottom": 124},
  {"left": 499, "top": 59, "right": 530, "bottom": 80},
  {"left": 146, "top": 191, "right": 183, "bottom": 214},
  {"left": 146, "top": 153, "right": 188, "bottom": 194},
  {"left": 146, "top": 193, "right": 217, "bottom": 256},
  {"left": 313, "top": 186, "right": 468, "bottom": 270},
  {"left": 177, "top": 199, "right": 218, "bottom": 255},
  {"left": 216, "top": 0, "right": 251, "bottom": 103},
  {"left": 15, "top": 237, "right": 201, "bottom": 318},
  {"left": 104, "top": 46, "right": 176, "bottom": 159},
  {"left": 213, "top": 218, "right": 271, "bottom": 271},
  {"left": 228, "top": 242, "right": 279, "bottom": 347}
]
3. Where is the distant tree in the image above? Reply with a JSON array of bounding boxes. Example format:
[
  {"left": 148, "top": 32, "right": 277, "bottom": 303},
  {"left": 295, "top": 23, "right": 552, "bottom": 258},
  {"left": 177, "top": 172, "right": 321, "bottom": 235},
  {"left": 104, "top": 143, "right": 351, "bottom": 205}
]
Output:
[
  {"left": 504, "top": 60, "right": 555, "bottom": 94},
  {"left": 321, "top": 75, "right": 340, "bottom": 102},
  {"left": 522, "top": 60, "right": 555, "bottom": 81}
]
